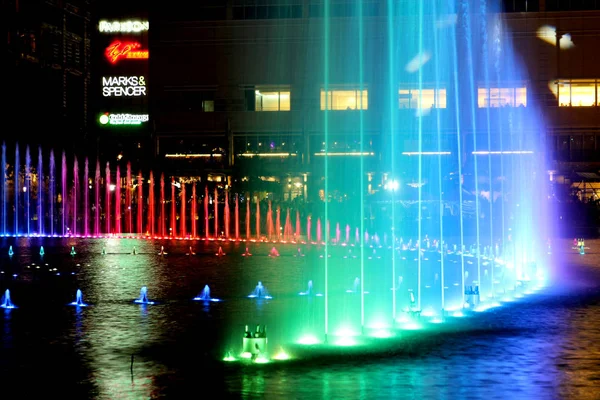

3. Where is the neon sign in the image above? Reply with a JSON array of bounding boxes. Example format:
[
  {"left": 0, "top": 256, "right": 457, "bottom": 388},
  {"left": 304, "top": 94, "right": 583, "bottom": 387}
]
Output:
[
  {"left": 99, "top": 113, "right": 149, "bottom": 125},
  {"left": 102, "top": 76, "right": 147, "bottom": 97},
  {"left": 99, "top": 20, "right": 149, "bottom": 33},
  {"left": 105, "top": 41, "right": 149, "bottom": 64}
]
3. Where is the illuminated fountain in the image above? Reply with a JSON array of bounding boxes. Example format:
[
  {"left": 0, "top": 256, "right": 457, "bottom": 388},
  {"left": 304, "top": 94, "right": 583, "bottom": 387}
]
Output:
[
  {"left": 193, "top": 285, "right": 220, "bottom": 302},
  {"left": 248, "top": 281, "right": 272, "bottom": 300},
  {"left": 68, "top": 289, "right": 88, "bottom": 307},
  {"left": 134, "top": 286, "right": 154, "bottom": 305},
  {"left": 300, "top": 280, "right": 323, "bottom": 297},
  {"left": 0, "top": 0, "right": 551, "bottom": 364},
  {"left": 1, "top": 289, "right": 15, "bottom": 309}
]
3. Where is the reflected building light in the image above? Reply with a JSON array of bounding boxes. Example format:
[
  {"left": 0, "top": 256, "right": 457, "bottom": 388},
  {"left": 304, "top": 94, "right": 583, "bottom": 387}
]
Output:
[
  {"left": 165, "top": 154, "right": 222, "bottom": 158},
  {"left": 313, "top": 152, "right": 374, "bottom": 156},
  {"left": 239, "top": 153, "right": 296, "bottom": 157},
  {"left": 472, "top": 150, "right": 534, "bottom": 155},
  {"left": 402, "top": 151, "right": 451, "bottom": 156},
  {"left": 405, "top": 51, "right": 432, "bottom": 73},
  {"left": 536, "top": 25, "right": 575, "bottom": 49}
]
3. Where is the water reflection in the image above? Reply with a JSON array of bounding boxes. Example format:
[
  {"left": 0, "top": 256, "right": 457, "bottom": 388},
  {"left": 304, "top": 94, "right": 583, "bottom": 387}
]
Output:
[
  {"left": 3, "top": 308, "right": 12, "bottom": 350},
  {"left": 0, "top": 237, "right": 598, "bottom": 399}
]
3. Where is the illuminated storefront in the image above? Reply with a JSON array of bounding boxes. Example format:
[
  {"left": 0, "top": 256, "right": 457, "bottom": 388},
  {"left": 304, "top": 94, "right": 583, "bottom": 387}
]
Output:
[{"left": 96, "top": 16, "right": 149, "bottom": 130}]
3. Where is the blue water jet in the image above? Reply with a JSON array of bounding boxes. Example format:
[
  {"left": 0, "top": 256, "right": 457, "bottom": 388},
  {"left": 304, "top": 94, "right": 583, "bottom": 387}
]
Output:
[
  {"left": 300, "top": 280, "right": 323, "bottom": 297},
  {"left": 1, "top": 289, "right": 16, "bottom": 309},
  {"left": 193, "top": 285, "right": 220, "bottom": 302},
  {"left": 134, "top": 286, "right": 155, "bottom": 304},
  {"left": 69, "top": 289, "right": 88, "bottom": 307},
  {"left": 248, "top": 281, "right": 272, "bottom": 299}
]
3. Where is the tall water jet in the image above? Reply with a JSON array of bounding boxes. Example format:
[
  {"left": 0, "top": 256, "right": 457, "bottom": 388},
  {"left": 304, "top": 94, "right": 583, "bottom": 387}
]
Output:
[
  {"left": 1, "top": 289, "right": 15, "bottom": 309},
  {"left": 245, "top": 193, "right": 251, "bottom": 239},
  {"left": 14, "top": 143, "right": 19, "bottom": 235},
  {"left": 62, "top": 151, "right": 67, "bottom": 236},
  {"left": 37, "top": 146, "right": 44, "bottom": 235},
  {"left": 275, "top": 206, "right": 281, "bottom": 241},
  {"left": 137, "top": 172, "right": 143, "bottom": 235},
  {"left": 284, "top": 208, "right": 292, "bottom": 241},
  {"left": 170, "top": 177, "right": 176, "bottom": 237},
  {"left": 105, "top": 161, "right": 111, "bottom": 235},
  {"left": 191, "top": 180, "right": 197, "bottom": 238},
  {"left": 25, "top": 145, "right": 30, "bottom": 236},
  {"left": 160, "top": 173, "right": 166, "bottom": 236},
  {"left": 73, "top": 156, "right": 79, "bottom": 236},
  {"left": 1, "top": 142, "right": 6, "bottom": 235},
  {"left": 204, "top": 185, "right": 209, "bottom": 238},
  {"left": 114, "top": 165, "right": 121, "bottom": 234},
  {"left": 93, "top": 159, "right": 100, "bottom": 236},
  {"left": 49, "top": 150, "right": 56, "bottom": 236},
  {"left": 295, "top": 210, "right": 301, "bottom": 241},
  {"left": 214, "top": 187, "right": 219, "bottom": 237},
  {"left": 180, "top": 180, "right": 186, "bottom": 237},
  {"left": 266, "top": 201, "right": 273, "bottom": 239},
  {"left": 83, "top": 158, "right": 89, "bottom": 236},
  {"left": 148, "top": 171, "right": 155, "bottom": 237},
  {"left": 235, "top": 193, "right": 240, "bottom": 239},
  {"left": 0, "top": 141, "right": 8, "bottom": 235},
  {"left": 224, "top": 189, "right": 230, "bottom": 239},
  {"left": 69, "top": 289, "right": 88, "bottom": 307},
  {"left": 126, "top": 163, "right": 132, "bottom": 233},
  {"left": 255, "top": 195, "right": 260, "bottom": 239}
]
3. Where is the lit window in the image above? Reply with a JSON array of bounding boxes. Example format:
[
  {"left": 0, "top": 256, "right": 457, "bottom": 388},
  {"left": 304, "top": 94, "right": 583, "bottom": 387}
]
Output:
[
  {"left": 399, "top": 88, "right": 446, "bottom": 109},
  {"left": 255, "top": 90, "right": 290, "bottom": 111},
  {"left": 202, "top": 100, "right": 214, "bottom": 112},
  {"left": 478, "top": 86, "right": 527, "bottom": 108},
  {"left": 320, "top": 89, "right": 368, "bottom": 110},
  {"left": 554, "top": 80, "right": 597, "bottom": 107}
]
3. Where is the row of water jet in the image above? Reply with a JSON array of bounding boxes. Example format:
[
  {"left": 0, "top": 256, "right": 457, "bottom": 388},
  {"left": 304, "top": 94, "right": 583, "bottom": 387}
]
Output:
[
  {"left": 304, "top": 0, "right": 550, "bottom": 344},
  {"left": 0, "top": 147, "right": 404, "bottom": 245}
]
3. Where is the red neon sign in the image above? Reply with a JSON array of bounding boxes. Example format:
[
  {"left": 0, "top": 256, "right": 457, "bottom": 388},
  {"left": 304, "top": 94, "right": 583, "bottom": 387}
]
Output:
[{"left": 105, "top": 40, "right": 149, "bottom": 64}]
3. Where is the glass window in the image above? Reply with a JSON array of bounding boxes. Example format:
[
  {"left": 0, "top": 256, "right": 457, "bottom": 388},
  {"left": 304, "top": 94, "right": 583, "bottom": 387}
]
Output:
[
  {"left": 321, "top": 89, "right": 368, "bottom": 110},
  {"left": 557, "top": 81, "right": 571, "bottom": 106},
  {"left": 478, "top": 86, "right": 527, "bottom": 108},
  {"left": 571, "top": 80, "right": 595, "bottom": 107},
  {"left": 399, "top": 88, "right": 446, "bottom": 109},
  {"left": 202, "top": 100, "right": 214, "bottom": 112},
  {"left": 556, "top": 80, "right": 597, "bottom": 107},
  {"left": 515, "top": 87, "right": 527, "bottom": 107},
  {"left": 255, "top": 89, "right": 290, "bottom": 111}
]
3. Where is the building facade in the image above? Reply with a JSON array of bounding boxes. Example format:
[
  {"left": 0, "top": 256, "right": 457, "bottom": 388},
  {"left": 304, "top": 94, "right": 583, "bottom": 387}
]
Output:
[
  {"left": 4, "top": 0, "right": 92, "bottom": 153},
  {"left": 141, "top": 1, "right": 600, "bottom": 204}
]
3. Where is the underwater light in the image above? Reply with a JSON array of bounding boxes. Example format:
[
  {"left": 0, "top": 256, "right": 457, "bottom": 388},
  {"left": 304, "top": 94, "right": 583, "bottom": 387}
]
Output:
[
  {"left": 254, "top": 355, "right": 270, "bottom": 364},
  {"left": 334, "top": 336, "right": 357, "bottom": 346},
  {"left": 297, "top": 334, "right": 320, "bottom": 345},
  {"left": 273, "top": 349, "right": 291, "bottom": 360},
  {"left": 369, "top": 329, "right": 394, "bottom": 338}
]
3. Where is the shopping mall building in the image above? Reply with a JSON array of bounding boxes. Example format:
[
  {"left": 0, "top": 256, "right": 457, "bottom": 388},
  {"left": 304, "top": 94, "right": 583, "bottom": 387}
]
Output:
[{"left": 89, "top": 0, "right": 599, "bottom": 203}]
